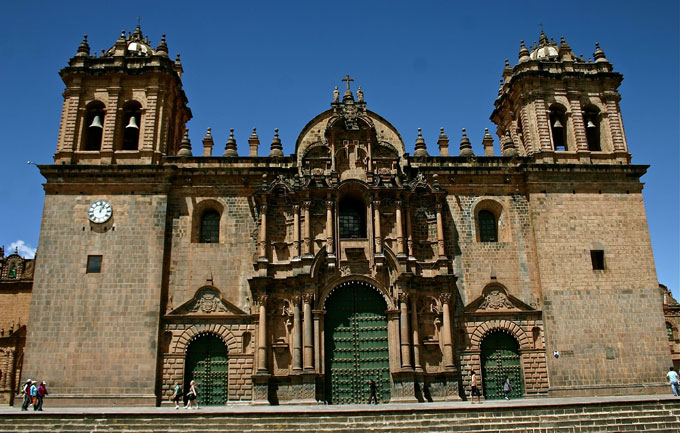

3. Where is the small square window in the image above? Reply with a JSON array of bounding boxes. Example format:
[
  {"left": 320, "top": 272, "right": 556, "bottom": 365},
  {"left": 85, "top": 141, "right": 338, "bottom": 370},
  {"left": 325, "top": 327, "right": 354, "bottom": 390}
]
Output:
[
  {"left": 87, "top": 255, "right": 102, "bottom": 273},
  {"left": 590, "top": 250, "right": 605, "bottom": 270}
]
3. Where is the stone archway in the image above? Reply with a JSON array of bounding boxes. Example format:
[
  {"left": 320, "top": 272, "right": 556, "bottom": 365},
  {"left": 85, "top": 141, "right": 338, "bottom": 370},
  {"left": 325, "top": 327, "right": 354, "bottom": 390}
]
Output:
[{"left": 324, "top": 282, "right": 390, "bottom": 404}]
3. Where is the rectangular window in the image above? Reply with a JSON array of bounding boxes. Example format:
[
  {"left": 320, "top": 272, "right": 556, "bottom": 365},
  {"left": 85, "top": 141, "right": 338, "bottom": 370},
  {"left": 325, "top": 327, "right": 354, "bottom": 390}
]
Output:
[
  {"left": 87, "top": 255, "right": 103, "bottom": 273},
  {"left": 590, "top": 250, "right": 605, "bottom": 270}
]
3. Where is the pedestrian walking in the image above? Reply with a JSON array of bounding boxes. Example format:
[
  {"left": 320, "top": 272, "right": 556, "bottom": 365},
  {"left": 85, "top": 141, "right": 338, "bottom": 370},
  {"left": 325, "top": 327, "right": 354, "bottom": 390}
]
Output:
[
  {"left": 170, "top": 382, "right": 182, "bottom": 409},
  {"left": 20, "top": 379, "right": 32, "bottom": 411},
  {"left": 29, "top": 381, "right": 38, "bottom": 410},
  {"left": 185, "top": 380, "right": 199, "bottom": 409},
  {"left": 503, "top": 377, "right": 512, "bottom": 400},
  {"left": 36, "top": 381, "right": 48, "bottom": 411},
  {"left": 470, "top": 371, "right": 481, "bottom": 403},
  {"left": 667, "top": 367, "right": 680, "bottom": 397},
  {"left": 367, "top": 379, "right": 378, "bottom": 404}
]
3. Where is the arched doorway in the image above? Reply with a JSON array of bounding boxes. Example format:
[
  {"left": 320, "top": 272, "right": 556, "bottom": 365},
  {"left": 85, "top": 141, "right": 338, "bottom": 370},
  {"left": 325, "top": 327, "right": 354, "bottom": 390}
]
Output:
[
  {"left": 185, "top": 334, "right": 228, "bottom": 405},
  {"left": 480, "top": 331, "right": 523, "bottom": 399},
  {"left": 324, "top": 283, "right": 390, "bottom": 404}
]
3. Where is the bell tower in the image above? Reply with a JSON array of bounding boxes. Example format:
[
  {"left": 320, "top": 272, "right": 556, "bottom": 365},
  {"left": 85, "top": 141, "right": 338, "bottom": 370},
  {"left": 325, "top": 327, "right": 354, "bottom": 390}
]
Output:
[
  {"left": 490, "top": 31, "right": 629, "bottom": 164},
  {"left": 54, "top": 26, "right": 191, "bottom": 165}
]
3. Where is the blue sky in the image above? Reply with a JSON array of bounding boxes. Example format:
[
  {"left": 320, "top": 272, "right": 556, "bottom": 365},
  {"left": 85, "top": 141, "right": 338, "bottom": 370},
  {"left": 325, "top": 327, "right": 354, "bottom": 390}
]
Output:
[{"left": 0, "top": 1, "right": 678, "bottom": 297}]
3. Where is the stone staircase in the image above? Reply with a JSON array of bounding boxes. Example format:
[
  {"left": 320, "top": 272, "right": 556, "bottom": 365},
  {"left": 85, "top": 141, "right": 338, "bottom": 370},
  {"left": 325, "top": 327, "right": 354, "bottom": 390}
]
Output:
[{"left": 0, "top": 398, "right": 679, "bottom": 432}]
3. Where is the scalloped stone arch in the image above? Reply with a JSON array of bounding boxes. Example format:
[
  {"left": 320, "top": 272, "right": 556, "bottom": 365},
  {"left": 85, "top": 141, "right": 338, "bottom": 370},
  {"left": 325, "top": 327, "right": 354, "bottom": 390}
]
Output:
[
  {"left": 173, "top": 324, "right": 239, "bottom": 354},
  {"left": 470, "top": 320, "right": 531, "bottom": 350}
]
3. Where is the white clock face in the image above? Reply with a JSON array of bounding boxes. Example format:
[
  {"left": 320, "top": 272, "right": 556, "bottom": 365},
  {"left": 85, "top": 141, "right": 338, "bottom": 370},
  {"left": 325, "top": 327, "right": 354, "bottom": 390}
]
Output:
[{"left": 87, "top": 200, "right": 113, "bottom": 224}]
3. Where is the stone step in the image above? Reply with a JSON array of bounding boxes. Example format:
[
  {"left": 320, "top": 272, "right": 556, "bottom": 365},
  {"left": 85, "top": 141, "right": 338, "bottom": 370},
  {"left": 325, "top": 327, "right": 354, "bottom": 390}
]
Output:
[{"left": 0, "top": 401, "right": 678, "bottom": 433}]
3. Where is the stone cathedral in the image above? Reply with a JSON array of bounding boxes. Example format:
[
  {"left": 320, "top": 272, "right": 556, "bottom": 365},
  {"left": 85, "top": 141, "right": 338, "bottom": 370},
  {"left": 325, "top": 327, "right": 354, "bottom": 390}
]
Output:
[{"left": 22, "top": 27, "right": 671, "bottom": 406}]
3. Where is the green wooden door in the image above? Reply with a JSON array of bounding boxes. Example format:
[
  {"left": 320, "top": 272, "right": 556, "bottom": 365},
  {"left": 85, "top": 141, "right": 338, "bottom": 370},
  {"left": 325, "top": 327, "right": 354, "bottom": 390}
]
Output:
[
  {"left": 185, "top": 334, "right": 229, "bottom": 405},
  {"left": 325, "top": 285, "right": 390, "bottom": 404},
  {"left": 481, "top": 332, "right": 523, "bottom": 399}
]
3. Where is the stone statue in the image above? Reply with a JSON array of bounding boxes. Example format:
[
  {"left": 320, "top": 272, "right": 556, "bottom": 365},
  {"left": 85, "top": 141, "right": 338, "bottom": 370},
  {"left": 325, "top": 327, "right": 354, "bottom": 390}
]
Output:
[
  {"left": 357, "top": 86, "right": 364, "bottom": 102},
  {"left": 333, "top": 86, "right": 339, "bottom": 102}
]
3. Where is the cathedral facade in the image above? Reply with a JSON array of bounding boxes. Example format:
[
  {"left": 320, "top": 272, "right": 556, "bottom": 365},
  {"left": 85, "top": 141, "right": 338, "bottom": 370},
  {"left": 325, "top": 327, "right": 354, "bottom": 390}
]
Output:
[{"left": 22, "top": 27, "right": 671, "bottom": 406}]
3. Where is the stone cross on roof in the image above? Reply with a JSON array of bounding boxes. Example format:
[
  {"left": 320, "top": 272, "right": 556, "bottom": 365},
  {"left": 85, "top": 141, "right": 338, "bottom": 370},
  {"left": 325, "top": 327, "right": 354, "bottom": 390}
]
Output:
[{"left": 342, "top": 74, "right": 354, "bottom": 92}]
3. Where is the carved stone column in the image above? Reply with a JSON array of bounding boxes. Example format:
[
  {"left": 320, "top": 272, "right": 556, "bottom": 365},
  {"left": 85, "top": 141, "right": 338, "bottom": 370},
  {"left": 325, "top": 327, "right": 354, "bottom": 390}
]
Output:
[
  {"left": 302, "top": 293, "right": 314, "bottom": 372},
  {"left": 534, "top": 97, "right": 553, "bottom": 151},
  {"left": 410, "top": 295, "right": 422, "bottom": 371},
  {"left": 569, "top": 99, "right": 588, "bottom": 151},
  {"left": 374, "top": 198, "right": 382, "bottom": 254},
  {"left": 258, "top": 202, "right": 268, "bottom": 261},
  {"left": 395, "top": 200, "right": 405, "bottom": 256},
  {"left": 101, "top": 85, "right": 120, "bottom": 152},
  {"left": 302, "top": 200, "right": 312, "bottom": 256},
  {"left": 257, "top": 295, "right": 269, "bottom": 373},
  {"left": 387, "top": 310, "right": 401, "bottom": 373},
  {"left": 292, "top": 204, "right": 300, "bottom": 259},
  {"left": 6, "top": 349, "right": 16, "bottom": 391},
  {"left": 326, "top": 200, "right": 335, "bottom": 256},
  {"left": 399, "top": 294, "right": 412, "bottom": 369},
  {"left": 406, "top": 202, "right": 414, "bottom": 259},
  {"left": 292, "top": 295, "right": 303, "bottom": 372},
  {"left": 435, "top": 202, "right": 446, "bottom": 258},
  {"left": 313, "top": 310, "right": 323, "bottom": 374},
  {"left": 441, "top": 293, "right": 455, "bottom": 370}
]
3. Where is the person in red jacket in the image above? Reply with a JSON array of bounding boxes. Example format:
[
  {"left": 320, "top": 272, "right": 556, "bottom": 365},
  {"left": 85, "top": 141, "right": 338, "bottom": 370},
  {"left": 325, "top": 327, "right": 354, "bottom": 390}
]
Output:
[{"left": 36, "top": 381, "right": 49, "bottom": 411}]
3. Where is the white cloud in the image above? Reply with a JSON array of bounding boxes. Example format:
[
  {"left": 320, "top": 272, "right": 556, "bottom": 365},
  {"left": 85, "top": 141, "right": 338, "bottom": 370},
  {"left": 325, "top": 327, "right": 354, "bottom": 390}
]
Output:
[{"left": 7, "top": 240, "right": 36, "bottom": 259}]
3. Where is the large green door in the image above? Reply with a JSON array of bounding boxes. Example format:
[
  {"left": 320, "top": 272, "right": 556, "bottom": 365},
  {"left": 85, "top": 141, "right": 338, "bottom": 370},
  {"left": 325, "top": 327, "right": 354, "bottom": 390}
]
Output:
[
  {"left": 481, "top": 332, "right": 523, "bottom": 399},
  {"left": 185, "top": 334, "right": 229, "bottom": 405},
  {"left": 325, "top": 285, "right": 390, "bottom": 404}
]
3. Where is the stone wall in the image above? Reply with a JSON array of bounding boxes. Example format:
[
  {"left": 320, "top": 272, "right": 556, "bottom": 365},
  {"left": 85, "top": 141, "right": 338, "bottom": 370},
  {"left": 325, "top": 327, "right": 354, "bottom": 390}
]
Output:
[
  {"left": 23, "top": 193, "right": 167, "bottom": 405},
  {"left": 531, "top": 190, "right": 670, "bottom": 395}
]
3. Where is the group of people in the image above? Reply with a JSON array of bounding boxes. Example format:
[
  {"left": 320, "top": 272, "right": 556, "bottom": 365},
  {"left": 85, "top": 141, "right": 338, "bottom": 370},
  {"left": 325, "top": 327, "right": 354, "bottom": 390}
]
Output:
[
  {"left": 470, "top": 371, "right": 512, "bottom": 403},
  {"left": 170, "top": 380, "right": 199, "bottom": 409},
  {"left": 20, "top": 379, "right": 48, "bottom": 411}
]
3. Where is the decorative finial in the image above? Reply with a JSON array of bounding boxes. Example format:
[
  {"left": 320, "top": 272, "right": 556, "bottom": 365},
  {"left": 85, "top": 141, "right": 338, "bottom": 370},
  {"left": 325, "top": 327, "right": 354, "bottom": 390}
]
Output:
[
  {"left": 414, "top": 128, "right": 428, "bottom": 158},
  {"left": 77, "top": 34, "right": 90, "bottom": 56},
  {"left": 505, "top": 59, "right": 510, "bottom": 67},
  {"left": 333, "top": 86, "right": 339, "bottom": 102},
  {"left": 593, "top": 42, "right": 608, "bottom": 63},
  {"left": 502, "top": 132, "right": 518, "bottom": 157},
  {"left": 177, "top": 129, "right": 192, "bottom": 156},
  {"left": 202, "top": 128, "right": 214, "bottom": 156},
  {"left": 459, "top": 128, "right": 473, "bottom": 157},
  {"left": 518, "top": 40, "right": 530, "bottom": 63},
  {"left": 438, "top": 127, "right": 449, "bottom": 156},
  {"left": 224, "top": 128, "right": 238, "bottom": 157},
  {"left": 357, "top": 86, "right": 364, "bottom": 102},
  {"left": 157, "top": 34, "right": 168, "bottom": 56},
  {"left": 269, "top": 128, "right": 283, "bottom": 157},
  {"left": 248, "top": 128, "right": 260, "bottom": 156},
  {"left": 482, "top": 128, "right": 495, "bottom": 156}
]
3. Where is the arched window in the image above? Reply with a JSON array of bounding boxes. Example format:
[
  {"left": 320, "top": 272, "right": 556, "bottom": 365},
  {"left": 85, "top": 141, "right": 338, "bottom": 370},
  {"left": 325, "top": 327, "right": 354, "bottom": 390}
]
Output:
[
  {"left": 549, "top": 105, "right": 567, "bottom": 151},
  {"left": 200, "top": 210, "right": 220, "bottom": 243},
  {"left": 583, "top": 106, "right": 601, "bottom": 151},
  {"left": 667, "top": 322, "right": 675, "bottom": 342},
  {"left": 122, "top": 101, "right": 142, "bottom": 150},
  {"left": 339, "top": 197, "right": 366, "bottom": 239},
  {"left": 478, "top": 210, "right": 498, "bottom": 242},
  {"left": 84, "top": 101, "right": 105, "bottom": 151}
]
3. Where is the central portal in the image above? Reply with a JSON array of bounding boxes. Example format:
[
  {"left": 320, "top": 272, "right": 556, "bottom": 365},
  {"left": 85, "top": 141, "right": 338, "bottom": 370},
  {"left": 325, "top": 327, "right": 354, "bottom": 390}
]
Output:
[{"left": 324, "top": 283, "right": 390, "bottom": 404}]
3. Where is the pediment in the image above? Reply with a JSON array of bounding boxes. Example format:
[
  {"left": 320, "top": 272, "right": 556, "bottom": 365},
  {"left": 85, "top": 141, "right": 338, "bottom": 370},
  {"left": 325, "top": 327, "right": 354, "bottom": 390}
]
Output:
[
  {"left": 465, "top": 286, "right": 536, "bottom": 313},
  {"left": 169, "top": 286, "right": 247, "bottom": 316}
]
